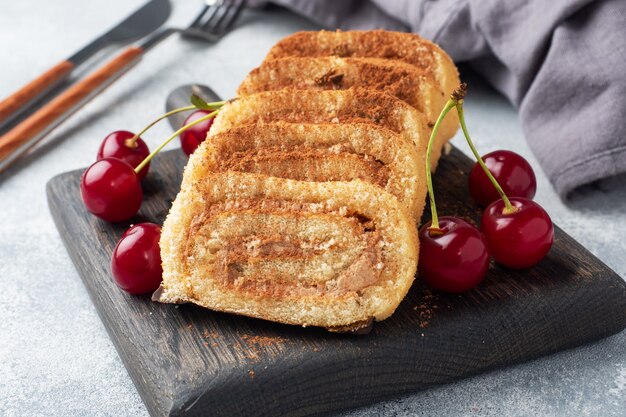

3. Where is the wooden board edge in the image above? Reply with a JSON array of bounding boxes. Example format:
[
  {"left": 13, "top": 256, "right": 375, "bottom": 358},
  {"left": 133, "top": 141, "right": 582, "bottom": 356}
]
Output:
[{"left": 46, "top": 176, "right": 174, "bottom": 417}]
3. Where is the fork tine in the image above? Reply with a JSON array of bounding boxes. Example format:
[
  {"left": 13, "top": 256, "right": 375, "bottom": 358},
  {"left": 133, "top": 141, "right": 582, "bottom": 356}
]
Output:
[
  {"left": 220, "top": 1, "right": 245, "bottom": 33},
  {"left": 202, "top": 4, "right": 233, "bottom": 33},
  {"left": 203, "top": 0, "right": 244, "bottom": 35},
  {"left": 201, "top": 4, "right": 230, "bottom": 32},
  {"left": 189, "top": 0, "right": 226, "bottom": 30},
  {"left": 188, "top": 5, "right": 211, "bottom": 30}
]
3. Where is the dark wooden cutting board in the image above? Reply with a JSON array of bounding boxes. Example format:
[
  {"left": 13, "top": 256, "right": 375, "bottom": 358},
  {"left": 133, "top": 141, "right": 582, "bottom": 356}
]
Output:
[{"left": 47, "top": 147, "right": 626, "bottom": 417}]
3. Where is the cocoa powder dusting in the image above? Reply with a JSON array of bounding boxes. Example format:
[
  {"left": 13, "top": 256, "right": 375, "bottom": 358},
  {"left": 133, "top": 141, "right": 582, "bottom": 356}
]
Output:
[
  {"left": 216, "top": 147, "right": 390, "bottom": 188},
  {"left": 228, "top": 89, "right": 409, "bottom": 135},
  {"left": 240, "top": 334, "right": 288, "bottom": 361},
  {"left": 197, "top": 327, "right": 288, "bottom": 356},
  {"left": 200, "top": 328, "right": 223, "bottom": 348},
  {"left": 412, "top": 289, "right": 440, "bottom": 328},
  {"left": 241, "top": 334, "right": 287, "bottom": 348},
  {"left": 314, "top": 68, "right": 344, "bottom": 86},
  {"left": 266, "top": 30, "right": 440, "bottom": 73},
  {"left": 242, "top": 57, "right": 434, "bottom": 112}
]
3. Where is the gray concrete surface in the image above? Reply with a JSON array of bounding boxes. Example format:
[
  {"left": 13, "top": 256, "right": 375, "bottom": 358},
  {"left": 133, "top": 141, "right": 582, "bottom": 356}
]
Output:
[{"left": 0, "top": 1, "right": 624, "bottom": 416}]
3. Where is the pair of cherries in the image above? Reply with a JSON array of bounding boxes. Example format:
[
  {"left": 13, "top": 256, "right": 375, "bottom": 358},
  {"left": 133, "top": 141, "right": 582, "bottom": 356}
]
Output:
[
  {"left": 80, "top": 107, "right": 217, "bottom": 294},
  {"left": 80, "top": 110, "right": 215, "bottom": 222},
  {"left": 418, "top": 85, "right": 554, "bottom": 293}
]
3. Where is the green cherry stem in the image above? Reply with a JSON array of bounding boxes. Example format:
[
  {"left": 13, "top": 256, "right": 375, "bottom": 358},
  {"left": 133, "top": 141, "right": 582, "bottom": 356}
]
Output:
[
  {"left": 125, "top": 101, "right": 226, "bottom": 148},
  {"left": 133, "top": 108, "right": 220, "bottom": 174},
  {"left": 455, "top": 100, "right": 517, "bottom": 214},
  {"left": 426, "top": 98, "right": 457, "bottom": 233}
]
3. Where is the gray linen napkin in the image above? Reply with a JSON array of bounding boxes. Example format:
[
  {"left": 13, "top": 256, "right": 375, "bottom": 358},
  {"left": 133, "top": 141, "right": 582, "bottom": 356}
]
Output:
[{"left": 246, "top": 0, "right": 626, "bottom": 197}]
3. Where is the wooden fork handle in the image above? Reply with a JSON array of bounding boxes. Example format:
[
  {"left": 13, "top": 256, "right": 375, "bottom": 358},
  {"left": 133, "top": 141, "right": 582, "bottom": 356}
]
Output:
[
  {"left": 0, "top": 60, "right": 75, "bottom": 123},
  {"left": 0, "top": 46, "right": 144, "bottom": 164}
]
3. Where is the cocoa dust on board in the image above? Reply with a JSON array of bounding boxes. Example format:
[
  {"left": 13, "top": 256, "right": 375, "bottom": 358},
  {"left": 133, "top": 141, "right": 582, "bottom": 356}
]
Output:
[
  {"left": 240, "top": 334, "right": 288, "bottom": 360},
  {"left": 200, "top": 328, "right": 222, "bottom": 348},
  {"left": 413, "top": 289, "right": 440, "bottom": 328},
  {"left": 190, "top": 323, "right": 288, "bottom": 360}
]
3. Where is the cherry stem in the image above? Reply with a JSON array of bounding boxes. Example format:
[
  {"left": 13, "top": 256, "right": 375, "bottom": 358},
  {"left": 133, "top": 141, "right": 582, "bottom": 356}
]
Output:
[
  {"left": 426, "top": 98, "right": 457, "bottom": 232},
  {"left": 134, "top": 108, "right": 220, "bottom": 174},
  {"left": 455, "top": 100, "right": 517, "bottom": 214},
  {"left": 125, "top": 101, "right": 226, "bottom": 148}
]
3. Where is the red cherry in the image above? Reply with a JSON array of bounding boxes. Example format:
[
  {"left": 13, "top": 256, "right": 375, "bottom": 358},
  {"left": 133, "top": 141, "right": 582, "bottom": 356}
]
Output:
[
  {"left": 180, "top": 110, "right": 214, "bottom": 156},
  {"left": 97, "top": 130, "right": 151, "bottom": 180},
  {"left": 469, "top": 150, "right": 537, "bottom": 207},
  {"left": 418, "top": 217, "right": 490, "bottom": 293},
  {"left": 80, "top": 158, "right": 142, "bottom": 222},
  {"left": 481, "top": 198, "right": 554, "bottom": 269},
  {"left": 111, "top": 223, "right": 163, "bottom": 294}
]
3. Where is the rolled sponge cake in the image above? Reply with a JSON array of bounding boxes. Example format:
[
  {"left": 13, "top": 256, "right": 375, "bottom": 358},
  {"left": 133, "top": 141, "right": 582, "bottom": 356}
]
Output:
[
  {"left": 156, "top": 172, "right": 418, "bottom": 331},
  {"left": 239, "top": 56, "right": 456, "bottom": 144},
  {"left": 156, "top": 30, "right": 462, "bottom": 330},
  {"left": 192, "top": 121, "right": 426, "bottom": 220},
  {"left": 264, "top": 30, "right": 460, "bottom": 146},
  {"left": 210, "top": 89, "right": 444, "bottom": 167}
]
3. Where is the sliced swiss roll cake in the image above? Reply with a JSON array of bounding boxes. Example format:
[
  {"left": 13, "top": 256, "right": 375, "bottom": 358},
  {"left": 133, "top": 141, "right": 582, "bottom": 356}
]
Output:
[
  {"left": 156, "top": 172, "right": 419, "bottom": 331},
  {"left": 187, "top": 121, "right": 426, "bottom": 220},
  {"left": 212, "top": 89, "right": 449, "bottom": 168},
  {"left": 238, "top": 56, "right": 450, "bottom": 138},
  {"left": 264, "top": 30, "right": 460, "bottom": 141},
  {"left": 265, "top": 30, "right": 459, "bottom": 104}
]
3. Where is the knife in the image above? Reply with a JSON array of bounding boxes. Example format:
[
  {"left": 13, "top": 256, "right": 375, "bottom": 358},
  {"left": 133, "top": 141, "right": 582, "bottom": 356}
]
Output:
[{"left": 0, "top": 0, "right": 171, "bottom": 129}]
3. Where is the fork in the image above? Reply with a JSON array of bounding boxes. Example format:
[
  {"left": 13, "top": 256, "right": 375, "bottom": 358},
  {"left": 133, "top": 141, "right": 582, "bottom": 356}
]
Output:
[
  {"left": 0, "top": 0, "right": 245, "bottom": 173},
  {"left": 144, "top": 0, "right": 244, "bottom": 46}
]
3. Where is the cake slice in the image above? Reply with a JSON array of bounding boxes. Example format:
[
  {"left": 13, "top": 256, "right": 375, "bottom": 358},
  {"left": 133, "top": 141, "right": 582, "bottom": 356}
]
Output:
[
  {"left": 238, "top": 56, "right": 452, "bottom": 138},
  {"left": 155, "top": 172, "right": 419, "bottom": 331},
  {"left": 189, "top": 121, "right": 426, "bottom": 219},
  {"left": 211, "top": 89, "right": 450, "bottom": 168},
  {"left": 264, "top": 30, "right": 460, "bottom": 145},
  {"left": 265, "top": 30, "right": 459, "bottom": 102}
]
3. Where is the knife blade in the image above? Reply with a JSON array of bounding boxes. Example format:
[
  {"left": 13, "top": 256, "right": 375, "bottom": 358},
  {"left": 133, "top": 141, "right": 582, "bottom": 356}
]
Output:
[
  {"left": 68, "top": 0, "right": 171, "bottom": 66},
  {"left": 0, "top": 0, "right": 171, "bottom": 129}
]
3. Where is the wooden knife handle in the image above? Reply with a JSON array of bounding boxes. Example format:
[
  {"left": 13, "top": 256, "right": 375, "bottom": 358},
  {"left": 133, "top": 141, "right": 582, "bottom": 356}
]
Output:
[
  {"left": 0, "top": 60, "right": 75, "bottom": 123},
  {"left": 0, "top": 46, "right": 143, "bottom": 161}
]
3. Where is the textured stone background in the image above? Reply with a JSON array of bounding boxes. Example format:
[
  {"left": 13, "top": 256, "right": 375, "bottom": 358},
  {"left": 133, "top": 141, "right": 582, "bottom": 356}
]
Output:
[{"left": 0, "top": 1, "right": 624, "bottom": 416}]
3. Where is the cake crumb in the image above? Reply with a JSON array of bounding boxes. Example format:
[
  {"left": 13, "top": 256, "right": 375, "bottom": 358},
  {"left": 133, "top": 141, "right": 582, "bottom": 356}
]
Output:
[
  {"left": 240, "top": 334, "right": 287, "bottom": 360},
  {"left": 413, "top": 289, "right": 440, "bottom": 328}
]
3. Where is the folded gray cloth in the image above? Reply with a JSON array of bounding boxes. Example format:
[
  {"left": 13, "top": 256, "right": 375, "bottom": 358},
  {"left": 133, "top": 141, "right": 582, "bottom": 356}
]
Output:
[{"left": 247, "top": 0, "right": 626, "bottom": 197}]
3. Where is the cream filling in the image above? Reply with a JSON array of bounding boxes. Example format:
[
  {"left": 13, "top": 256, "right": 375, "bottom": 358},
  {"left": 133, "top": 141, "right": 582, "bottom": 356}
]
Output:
[{"left": 185, "top": 201, "right": 384, "bottom": 298}]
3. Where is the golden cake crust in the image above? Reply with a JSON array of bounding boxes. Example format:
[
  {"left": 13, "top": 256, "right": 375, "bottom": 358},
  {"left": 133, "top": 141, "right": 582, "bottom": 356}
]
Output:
[
  {"left": 238, "top": 56, "right": 458, "bottom": 148},
  {"left": 190, "top": 121, "right": 426, "bottom": 219},
  {"left": 265, "top": 30, "right": 460, "bottom": 98}
]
